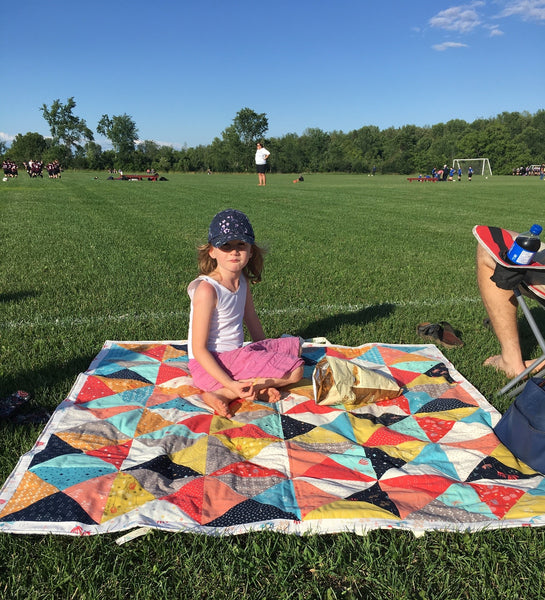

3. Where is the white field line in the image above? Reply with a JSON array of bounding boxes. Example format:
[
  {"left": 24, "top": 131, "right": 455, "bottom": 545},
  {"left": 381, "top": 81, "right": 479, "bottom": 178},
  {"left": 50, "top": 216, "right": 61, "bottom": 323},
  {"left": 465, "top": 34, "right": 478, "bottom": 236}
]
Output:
[{"left": 1, "top": 297, "right": 482, "bottom": 331}]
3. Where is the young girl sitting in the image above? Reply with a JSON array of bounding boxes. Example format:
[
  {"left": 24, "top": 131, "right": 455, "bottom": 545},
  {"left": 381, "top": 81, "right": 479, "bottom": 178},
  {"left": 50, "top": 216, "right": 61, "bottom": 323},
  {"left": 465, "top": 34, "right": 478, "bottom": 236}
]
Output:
[{"left": 187, "top": 209, "right": 304, "bottom": 418}]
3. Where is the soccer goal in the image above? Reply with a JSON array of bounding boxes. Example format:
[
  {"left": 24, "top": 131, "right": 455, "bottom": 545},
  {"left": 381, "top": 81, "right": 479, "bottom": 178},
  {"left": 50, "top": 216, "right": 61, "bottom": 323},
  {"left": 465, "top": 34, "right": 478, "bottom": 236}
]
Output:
[{"left": 452, "top": 158, "right": 492, "bottom": 177}]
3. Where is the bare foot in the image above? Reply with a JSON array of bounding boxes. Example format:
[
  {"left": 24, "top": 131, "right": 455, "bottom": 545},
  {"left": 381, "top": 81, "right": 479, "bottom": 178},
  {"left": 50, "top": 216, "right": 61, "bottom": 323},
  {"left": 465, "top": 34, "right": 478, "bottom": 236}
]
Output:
[
  {"left": 201, "top": 391, "right": 234, "bottom": 418},
  {"left": 483, "top": 355, "right": 544, "bottom": 378},
  {"left": 256, "top": 387, "right": 281, "bottom": 403}
]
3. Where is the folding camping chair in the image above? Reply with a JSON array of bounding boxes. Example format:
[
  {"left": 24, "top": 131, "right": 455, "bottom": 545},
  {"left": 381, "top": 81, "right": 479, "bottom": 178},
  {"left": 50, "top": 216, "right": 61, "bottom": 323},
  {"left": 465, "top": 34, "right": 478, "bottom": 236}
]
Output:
[{"left": 473, "top": 225, "right": 545, "bottom": 397}]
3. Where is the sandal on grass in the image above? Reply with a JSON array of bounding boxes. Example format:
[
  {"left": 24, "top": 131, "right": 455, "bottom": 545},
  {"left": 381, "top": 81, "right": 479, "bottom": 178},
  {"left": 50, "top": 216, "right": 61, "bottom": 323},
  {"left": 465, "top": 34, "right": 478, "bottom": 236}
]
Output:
[
  {"left": 0, "top": 390, "right": 31, "bottom": 419},
  {"left": 417, "top": 322, "right": 464, "bottom": 349}
]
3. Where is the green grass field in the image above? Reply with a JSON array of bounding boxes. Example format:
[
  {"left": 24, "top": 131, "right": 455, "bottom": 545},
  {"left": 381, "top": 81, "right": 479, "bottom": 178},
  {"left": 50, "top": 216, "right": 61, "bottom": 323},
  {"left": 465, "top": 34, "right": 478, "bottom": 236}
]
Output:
[{"left": 2, "top": 172, "right": 545, "bottom": 599}]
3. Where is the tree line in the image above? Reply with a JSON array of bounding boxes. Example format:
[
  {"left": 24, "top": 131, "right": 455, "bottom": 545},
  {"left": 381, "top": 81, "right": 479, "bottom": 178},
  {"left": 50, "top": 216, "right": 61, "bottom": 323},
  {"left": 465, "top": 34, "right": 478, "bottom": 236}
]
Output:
[{"left": 2, "top": 99, "right": 544, "bottom": 175}]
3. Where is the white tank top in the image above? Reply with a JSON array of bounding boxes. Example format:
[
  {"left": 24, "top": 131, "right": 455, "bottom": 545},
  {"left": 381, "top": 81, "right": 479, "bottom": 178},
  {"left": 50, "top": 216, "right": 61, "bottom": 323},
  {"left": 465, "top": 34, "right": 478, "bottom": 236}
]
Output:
[{"left": 187, "top": 275, "right": 247, "bottom": 359}]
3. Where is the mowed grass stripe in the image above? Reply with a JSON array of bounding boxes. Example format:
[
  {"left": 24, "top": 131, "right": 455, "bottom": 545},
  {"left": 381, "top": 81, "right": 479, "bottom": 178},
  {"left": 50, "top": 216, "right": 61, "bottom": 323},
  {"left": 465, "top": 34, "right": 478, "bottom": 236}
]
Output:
[{"left": 0, "top": 297, "right": 483, "bottom": 330}]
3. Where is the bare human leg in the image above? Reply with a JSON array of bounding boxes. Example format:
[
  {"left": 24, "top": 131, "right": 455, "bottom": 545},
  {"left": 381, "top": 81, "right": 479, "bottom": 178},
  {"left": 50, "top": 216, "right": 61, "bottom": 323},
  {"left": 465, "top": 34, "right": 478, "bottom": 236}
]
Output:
[{"left": 476, "top": 244, "right": 531, "bottom": 377}]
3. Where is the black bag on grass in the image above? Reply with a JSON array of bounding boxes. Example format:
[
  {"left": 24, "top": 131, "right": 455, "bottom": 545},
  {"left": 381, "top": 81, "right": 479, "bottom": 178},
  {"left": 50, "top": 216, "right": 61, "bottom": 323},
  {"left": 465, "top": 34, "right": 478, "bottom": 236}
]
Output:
[{"left": 494, "top": 377, "right": 545, "bottom": 474}]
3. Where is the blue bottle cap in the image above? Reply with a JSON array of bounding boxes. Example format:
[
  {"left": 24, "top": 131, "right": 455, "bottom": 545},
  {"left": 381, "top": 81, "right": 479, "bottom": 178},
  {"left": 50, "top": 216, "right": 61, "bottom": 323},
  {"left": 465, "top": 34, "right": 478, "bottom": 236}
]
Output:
[{"left": 530, "top": 224, "right": 542, "bottom": 235}]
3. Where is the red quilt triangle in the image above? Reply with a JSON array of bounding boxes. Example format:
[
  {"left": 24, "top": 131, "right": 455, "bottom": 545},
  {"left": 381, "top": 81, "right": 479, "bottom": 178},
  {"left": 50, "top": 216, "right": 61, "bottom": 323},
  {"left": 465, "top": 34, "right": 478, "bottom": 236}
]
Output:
[
  {"left": 216, "top": 423, "right": 280, "bottom": 441},
  {"left": 302, "top": 456, "right": 376, "bottom": 482},
  {"left": 413, "top": 416, "right": 456, "bottom": 443},
  {"left": 156, "top": 363, "right": 189, "bottom": 385},
  {"left": 163, "top": 477, "right": 204, "bottom": 523},
  {"left": 210, "top": 461, "right": 286, "bottom": 478},
  {"left": 140, "top": 345, "right": 167, "bottom": 361},
  {"left": 469, "top": 483, "right": 526, "bottom": 518},
  {"left": 388, "top": 366, "right": 423, "bottom": 386},
  {"left": 177, "top": 414, "right": 214, "bottom": 434},
  {"left": 76, "top": 376, "right": 118, "bottom": 403},
  {"left": 86, "top": 440, "right": 133, "bottom": 469},
  {"left": 285, "top": 400, "right": 339, "bottom": 415},
  {"left": 365, "top": 426, "right": 419, "bottom": 446},
  {"left": 380, "top": 473, "right": 453, "bottom": 518},
  {"left": 377, "top": 393, "right": 411, "bottom": 413}
]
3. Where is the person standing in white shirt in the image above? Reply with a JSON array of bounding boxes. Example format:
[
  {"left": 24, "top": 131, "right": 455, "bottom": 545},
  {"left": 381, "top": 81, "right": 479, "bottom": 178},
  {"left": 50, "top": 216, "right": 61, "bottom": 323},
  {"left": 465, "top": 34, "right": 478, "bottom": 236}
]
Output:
[{"left": 255, "top": 142, "right": 270, "bottom": 186}]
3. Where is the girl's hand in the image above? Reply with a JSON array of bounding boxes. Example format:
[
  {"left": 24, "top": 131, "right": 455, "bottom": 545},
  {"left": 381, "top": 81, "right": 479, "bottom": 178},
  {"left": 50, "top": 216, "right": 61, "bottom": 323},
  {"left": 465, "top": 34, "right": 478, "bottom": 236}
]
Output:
[{"left": 229, "top": 380, "right": 256, "bottom": 401}]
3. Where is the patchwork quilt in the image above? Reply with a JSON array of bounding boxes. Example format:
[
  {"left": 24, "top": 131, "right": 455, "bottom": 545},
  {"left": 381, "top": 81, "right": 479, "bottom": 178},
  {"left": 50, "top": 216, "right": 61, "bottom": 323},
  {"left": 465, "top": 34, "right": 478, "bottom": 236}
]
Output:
[{"left": 2, "top": 340, "right": 545, "bottom": 537}]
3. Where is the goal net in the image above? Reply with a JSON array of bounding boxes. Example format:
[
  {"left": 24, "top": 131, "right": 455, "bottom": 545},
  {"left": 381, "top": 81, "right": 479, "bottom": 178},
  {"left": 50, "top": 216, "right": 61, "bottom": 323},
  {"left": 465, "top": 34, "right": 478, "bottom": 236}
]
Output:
[{"left": 452, "top": 158, "right": 492, "bottom": 177}]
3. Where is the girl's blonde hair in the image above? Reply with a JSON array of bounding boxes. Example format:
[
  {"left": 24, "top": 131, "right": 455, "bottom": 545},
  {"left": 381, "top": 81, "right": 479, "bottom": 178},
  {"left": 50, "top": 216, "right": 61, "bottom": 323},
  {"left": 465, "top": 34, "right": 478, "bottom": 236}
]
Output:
[{"left": 197, "top": 243, "right": 265, "bottom": 284}]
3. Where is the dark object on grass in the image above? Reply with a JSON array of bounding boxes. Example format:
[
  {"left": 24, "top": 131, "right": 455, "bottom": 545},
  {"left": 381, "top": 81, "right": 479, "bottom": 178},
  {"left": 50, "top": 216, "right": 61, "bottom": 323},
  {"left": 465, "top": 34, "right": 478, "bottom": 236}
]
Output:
[
  {"left": 417, "top": 321, "right": 464, "bottom": 349},
  {"left": 0, "top": 390, "right": 31, "bottom": 419},
  {"left": 159, "top": 176, "right": 168, "bottom": 181},
  {"left": 10, "top": 408, "right": 51, "bottom": 425}
]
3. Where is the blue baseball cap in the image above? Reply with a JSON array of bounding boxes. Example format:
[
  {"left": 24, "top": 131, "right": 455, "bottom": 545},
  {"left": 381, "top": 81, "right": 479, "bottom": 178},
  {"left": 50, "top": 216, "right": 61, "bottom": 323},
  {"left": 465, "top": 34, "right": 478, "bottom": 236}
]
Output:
[{"left": 208, "top": 209, "right": 255, "bottom": 247}]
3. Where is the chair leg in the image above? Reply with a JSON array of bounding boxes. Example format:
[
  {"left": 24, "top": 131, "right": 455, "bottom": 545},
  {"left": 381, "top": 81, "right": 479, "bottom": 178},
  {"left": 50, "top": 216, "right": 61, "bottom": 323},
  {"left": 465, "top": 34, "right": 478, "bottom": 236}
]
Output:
[{"left": 497, "top": 288, "right": 545, "bottom": 397}]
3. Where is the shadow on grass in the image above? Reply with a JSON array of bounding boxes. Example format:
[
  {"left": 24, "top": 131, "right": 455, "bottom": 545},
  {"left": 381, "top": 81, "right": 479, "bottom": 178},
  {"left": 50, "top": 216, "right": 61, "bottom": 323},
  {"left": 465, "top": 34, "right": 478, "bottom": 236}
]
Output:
[
  {"left": 0, "top": 354, "right": 96, "bottom": 412},
  {"left": 297, "top": 302, "right": 396, "bottom": 340},
  {"left": 0, "top": 290, "right": 39, "bottom": 303}
]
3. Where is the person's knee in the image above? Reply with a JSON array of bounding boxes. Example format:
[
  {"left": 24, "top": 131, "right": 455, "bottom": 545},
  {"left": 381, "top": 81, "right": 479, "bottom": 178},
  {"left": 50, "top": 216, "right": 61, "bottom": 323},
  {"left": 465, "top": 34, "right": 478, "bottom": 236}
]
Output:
[
  {"left": 476, "top": 243, "right": 493, "bottom": 267},
  {"left": 288, "top": 366, "right": 304, "bottom": 384}
]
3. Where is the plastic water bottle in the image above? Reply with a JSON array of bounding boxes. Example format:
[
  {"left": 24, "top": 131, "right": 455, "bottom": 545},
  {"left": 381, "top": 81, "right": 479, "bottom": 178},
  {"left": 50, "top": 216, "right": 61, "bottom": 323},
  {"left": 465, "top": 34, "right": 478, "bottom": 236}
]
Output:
[{"left": 507, "top": 224, "right": 543, "bottom": 265}]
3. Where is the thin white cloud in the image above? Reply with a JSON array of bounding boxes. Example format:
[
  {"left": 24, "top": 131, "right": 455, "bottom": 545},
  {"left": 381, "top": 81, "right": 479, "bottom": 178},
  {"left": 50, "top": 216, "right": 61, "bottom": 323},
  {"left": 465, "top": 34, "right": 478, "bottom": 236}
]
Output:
[
  {"left": 429, "top": 2, "right": 484, "bottom": 33},
  {"left": 498, "top": 0, "right": 545, "bottom": 21},
  {"left": 0, "top": 132, "right": 15, "bottom": 144},
  {"left": 489, "top": 27, "right": 504, "bottom": 35},
  {"left": 433, "top": 41, "right": 469, "bottom": 51}
]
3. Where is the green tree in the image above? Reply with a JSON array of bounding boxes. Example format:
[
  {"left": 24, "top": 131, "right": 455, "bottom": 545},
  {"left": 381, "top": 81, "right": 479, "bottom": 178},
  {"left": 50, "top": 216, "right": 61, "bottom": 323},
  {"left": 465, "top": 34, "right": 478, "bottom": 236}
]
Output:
[
  {"left": 97, "top": 114, "right": 139, "bottom": 166},
  {"left": 222, "top": 108, "right": 269, "bottom": 171},
  {"left": 269, "top": 133, "right": 301, "bottom": 173},
  {"left": 155, "top": 145, "right": 176, "bottom": 172},
  {"left": 85, "top": 141, "right": 104, "bottom": 170},
  {"left": 516, "top": 127, "right": 545, "bottom": 160},
  {"left": 208, "top": 136, "right": 231, "bottom": 172},
  {"left": 233, "top": 107, "right": 268, "bottom": 145},
  {"left": 43, "top": 145, "right": 73, "bottom": 168},
  {"left": 40, "top": 97, "right": 94, "bottom": 153},
  {"left": 299, "top": 128, "right": 330, "bottom": 171},
  {"left": 137, "top": 140, "right": 160, "bottom": 164},
  {"left": 8, "top": 132, "right": 48, "bottom": 164},
  {"left": 323, "top": 131, "right": 350, "bottom": 172},
  {"left": 220, "top": 124, "right": 247, "bottom": 171}
]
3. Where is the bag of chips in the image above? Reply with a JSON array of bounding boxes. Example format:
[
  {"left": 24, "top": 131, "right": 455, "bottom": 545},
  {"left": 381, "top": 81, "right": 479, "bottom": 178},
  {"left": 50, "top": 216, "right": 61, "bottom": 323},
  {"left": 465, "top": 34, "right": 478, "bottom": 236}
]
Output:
[{"left": 312, "top": 355, "right": 401, "bottom": 407}]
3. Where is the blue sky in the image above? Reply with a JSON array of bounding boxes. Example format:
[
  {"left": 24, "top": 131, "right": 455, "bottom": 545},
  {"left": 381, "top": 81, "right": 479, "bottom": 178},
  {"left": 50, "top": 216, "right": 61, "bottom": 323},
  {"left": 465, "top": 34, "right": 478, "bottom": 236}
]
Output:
[{"left": 2, "top": 0, "right": 544, "bottom": 149}]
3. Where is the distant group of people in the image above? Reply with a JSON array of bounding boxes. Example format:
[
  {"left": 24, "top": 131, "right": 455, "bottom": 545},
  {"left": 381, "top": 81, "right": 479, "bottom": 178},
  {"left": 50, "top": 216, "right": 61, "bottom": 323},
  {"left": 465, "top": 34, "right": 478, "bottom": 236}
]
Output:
[
  {"left": 2, "top": 159, "right": 18, "bottom": 177},
  {"left": 427, "top": 164, "right": 473, "bottom": 182},
  {"left": 46, "top": 160, "right": 62, "bottom": 178},
  {"left": 3, "top": 160, "right": 63, "bottom": 179},
  {"left": 23, "top": 160, "right": 44, "bottom": 177},
  {"left": 512, "top": 164, "right": 545, "bottom": 177}
]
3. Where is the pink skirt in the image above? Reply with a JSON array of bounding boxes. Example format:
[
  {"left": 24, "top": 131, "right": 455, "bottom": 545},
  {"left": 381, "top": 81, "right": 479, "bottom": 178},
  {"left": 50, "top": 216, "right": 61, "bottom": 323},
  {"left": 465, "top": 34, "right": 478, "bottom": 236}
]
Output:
[{"left": 188, "top": 336, "right": 303, "bottom": 392}]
